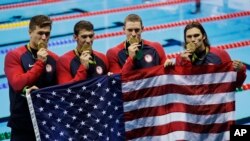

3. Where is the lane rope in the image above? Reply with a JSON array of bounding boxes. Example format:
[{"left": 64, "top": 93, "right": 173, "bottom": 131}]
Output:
[
  {"left": 47, "top": 11, "right": 250, "bottom": 48},
  {"left": 0, "top": 11, "right": 249, "bottom": 54},
  {"left": 165, "top": 40, "right": 250, "bottom": 59},
  {"left": 95, "top": 11, "right": 250, "bottom": 39},
  {"left": 0, "top": 0, "right": 62, "bottom": 10},
  {"left": 0, "top": 0, "right": 193, "bottom": 29}
]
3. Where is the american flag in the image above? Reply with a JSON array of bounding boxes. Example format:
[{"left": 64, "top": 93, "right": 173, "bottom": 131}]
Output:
[
  {"left": 27, "top": 75, "right": 125, "bottom": 141},
  {"left": 27, "top": 62, "right": 237, "bottom": 141},
  {"left": 122, "top": 62, "right": 236, "bottom": 141}
]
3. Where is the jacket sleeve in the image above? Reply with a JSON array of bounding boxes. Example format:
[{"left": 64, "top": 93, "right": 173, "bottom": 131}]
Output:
[
  {"left": 217, "top": 49, "right": 246, "bottom": 88},
  {"left": 175, "top": 55, "right": 192, "bottom": 66},
  {"left": 106, "top": 49, "right": 122, "bottom": 74},
  {"left": 121, "top": 56, "right": 134, "bottom": 73},
  {"left": 236, "top": 64, "right": 247, "bottom": 88},
  {"left": 57, "top": 56, "right": 87, "bottom": 84},
  {"left": 4, "top": 51, "right": 45, "bottom": 93},
  {"left": 155, "top": 42, "right": 167, "bottom": 65}
]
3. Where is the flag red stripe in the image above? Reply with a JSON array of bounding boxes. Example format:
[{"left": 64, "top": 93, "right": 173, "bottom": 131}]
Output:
[
  {"left": 124, "top": 102, "right": 235, "bottom": 121},
  {"left": 125, "top": 121, "right": 234, "bottom": 140},
  {"left": 122, "top": 63, "right": 234, "bottom": 82},
  {"left": 123, "top": 83, "right": 235, "bottom": 102}
]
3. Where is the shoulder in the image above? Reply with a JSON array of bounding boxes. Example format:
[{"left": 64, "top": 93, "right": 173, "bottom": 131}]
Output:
[
  {"left": 209, "top": 47, "right": 231, "bottom": 62},
  {"left": 58, "top": 50, "right": 75, "bottom": 62},
  {"left": 210, "top": 47, "right": 229, "bottom": 56},
  {"left": 48, "top": 50, "right": 59, "bottom": 60},
  {"left": 144, "top": 40, "right": 163, "bottom": 49},
  {"left": 210, "top": 47, "right": 225, "bottom": 52},
  {"left": 6, "top": 45, "right": 27, "bottom": 59},
  {"left": 93, "top": 50, "right": 106, "bottom": 58},
  {"left": 144, "top": 40, "right": 164, "bottom": 52},
  {"left": 107, "top": 42, "right": 124, "bottom": 55}
]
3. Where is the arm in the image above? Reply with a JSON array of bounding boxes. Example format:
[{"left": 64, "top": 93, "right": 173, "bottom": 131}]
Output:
[
  {"left": 154, "top": 42, "right": 166, "bottom": 65},
  {"left": 121, "top": 42, "right": 140, "bottom": 73},
  {"left": 4, "top": 51, "right": 45, "bottom": 93},
  {"left": 175, "top": 55, "right": 192, "bottom": 66},
  {"left": 106, "top": 49, "right": 122, "bottom": 74},
  {"left": 121, "top": 56, "right": 134, "bottom": 73},
  {"left": 235, "top": 64, "right": 246, "bottom": 88},
  {"left": 96, "top": 52, "right": 110, "bottom": 73},
  {"left": 217, "top": 48, "right": 246, "bottom": 88},
  {"left": 57, "top": 56, "right": 87, "bottom": 84}
]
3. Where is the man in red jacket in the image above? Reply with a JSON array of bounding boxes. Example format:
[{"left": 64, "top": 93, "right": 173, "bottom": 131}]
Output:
[
  {"left": 107, "top": 14, "right": 166, "bottom": 74},
  {"left": 175, "top": 21, "right": 246, "bottom": 87},
  {"left": 57, "top": 20, "right": 109, "bottom": 84},
  {"left": 4, "top": 15, "right": 59, "bottom": 141}
]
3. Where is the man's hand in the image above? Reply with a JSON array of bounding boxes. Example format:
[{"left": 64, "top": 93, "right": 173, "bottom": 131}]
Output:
[
  {"left": 107, "top": 72, "right": 113, "bottom": 76},
  {"left": 128, "top": 43, "right": 141, "bottom": 59},
  {"left": 181, "top": 42, "right": 196, "bottom": 61},
  {"left": 164, "top": 59, "right": 175, "bottom": 67},
  {"left": 80, "top": 51, "right": 92, "bottom": 69},
  {"left": 233, "top": 60, "right": 244, "bottom": 72},
  {"left": 26, "top": 85, "right": 39, "bottom": 95},
  {"left": 37, "top": 48, "right": 48, "bottom": 62}
]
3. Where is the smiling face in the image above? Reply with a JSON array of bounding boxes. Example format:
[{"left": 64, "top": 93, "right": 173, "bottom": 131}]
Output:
[{"left": 185, "top": 27, "right": 206, "bottom": 52}]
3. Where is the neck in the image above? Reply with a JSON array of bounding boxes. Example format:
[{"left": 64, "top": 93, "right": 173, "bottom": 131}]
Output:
[
  {"left": 29, "top": 42, "right": 38, "bottom": 50},
  {"left": 196, "top": 44, "right": 206, "bottom": 53}
]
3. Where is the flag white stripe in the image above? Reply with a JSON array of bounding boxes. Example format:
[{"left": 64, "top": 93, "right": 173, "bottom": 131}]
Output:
[
  {"left": 129, "top": 131, "right": 229, "bottom": 141},
  {"left": 26, "top": 93, "right": 41, "bottom": 141},
  {"left": 122, "top": 71, "right": 236, "bottom": 93},
  {"left": 125, "top": 111, "right": 234, "bottom": 132},
  {"left": 124, "top": 92, "right": 234, "bottom": 112}
]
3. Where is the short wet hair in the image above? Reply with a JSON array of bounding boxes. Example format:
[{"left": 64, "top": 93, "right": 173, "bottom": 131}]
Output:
[
  {"left": 29, "top": 15, "right": 52, "bottom": 31},
  {"left": 124, "top": 14, "right": 143, "bottom": 27},
  {"left": 74, "top": 20, "right": 94, "bottom": 36}
]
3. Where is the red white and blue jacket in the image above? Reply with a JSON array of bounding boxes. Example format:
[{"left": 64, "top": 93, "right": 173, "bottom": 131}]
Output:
[
  {"left": 176, "top": 47, "right": 246, "bottom": 87},
  {"left": 106, "top": 39, "right": 166, "bottom": 74},
  {"left": 57, "top": 50, "right": 109, "bottom": 84},
  {"left": 4, "top": 45, "right": 58, "bottom": 131}
]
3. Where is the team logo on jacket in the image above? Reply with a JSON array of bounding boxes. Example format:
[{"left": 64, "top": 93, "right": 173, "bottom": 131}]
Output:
[
  {"left": 96, "top": 66, "right": 103, "bottom": 74},
  {"left": 46, "top": 64, "right": 52, "bottom": 72},
  {"left": 144, "top": 54, "right": 153, "bottom": 63}
]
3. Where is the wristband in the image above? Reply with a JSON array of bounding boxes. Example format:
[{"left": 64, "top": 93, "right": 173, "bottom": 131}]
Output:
[{"left": 21, "top": 86, "right": 29, "bottom": 96}]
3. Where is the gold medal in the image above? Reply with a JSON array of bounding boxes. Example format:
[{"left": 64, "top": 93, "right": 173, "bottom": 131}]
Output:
[
  {"left": 186, "top": 42, "right": 196, "bottom": 52},
  {"left": 37, "top": 41, "right": 47, "bottom": 50},
  {"left": 128, "top": 37, "right": 140, "bottom": 44},
  {"left": 77, "top": 44, "right": 96, "bottom": 64},
  {"left": 78, "top": 44, "right": 92, "bottom": 54}
]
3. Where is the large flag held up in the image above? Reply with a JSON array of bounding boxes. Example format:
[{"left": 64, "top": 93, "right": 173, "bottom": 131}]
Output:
[{"left": 27, "top": 62, "right": 237, "bottom": 141}]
